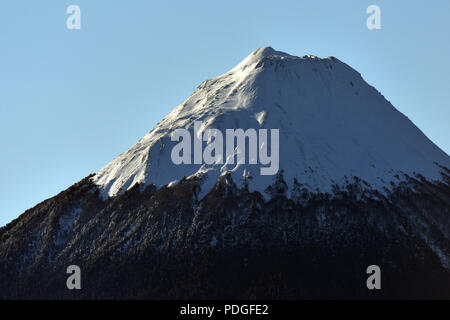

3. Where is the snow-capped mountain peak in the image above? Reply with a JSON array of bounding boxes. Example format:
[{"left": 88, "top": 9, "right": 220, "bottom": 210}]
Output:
[
  {"left": 92, "top": 47, "right": 450, "bottom": 198},
  {"left": 3, "top": 48, "right": 450, "bottom": 300},
  {"left": 232, "top": 46, "right": 292, "bottom": 69}
]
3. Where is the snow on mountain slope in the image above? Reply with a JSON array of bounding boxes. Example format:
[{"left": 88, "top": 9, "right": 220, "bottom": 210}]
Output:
[{"left": 92, "top": 47, "right": 450, "bottom": 198}]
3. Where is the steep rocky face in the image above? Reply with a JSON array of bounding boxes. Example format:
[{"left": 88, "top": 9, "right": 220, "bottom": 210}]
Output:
[{"left": 1, "top": 169, "right": 449, "bottom": 299}]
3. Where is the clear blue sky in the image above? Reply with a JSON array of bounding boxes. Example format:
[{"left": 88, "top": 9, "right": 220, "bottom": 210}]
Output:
[{"left": 1, "top": 0, "right": 449, "bottom": 226}]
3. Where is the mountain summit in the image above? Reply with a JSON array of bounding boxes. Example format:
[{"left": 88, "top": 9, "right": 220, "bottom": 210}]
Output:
[
  {"left": 1, "top": 48, "right": 449, "bottom": 299},
  {"left": 93, "top": 47, "right": 450, "bottom": 199}
]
